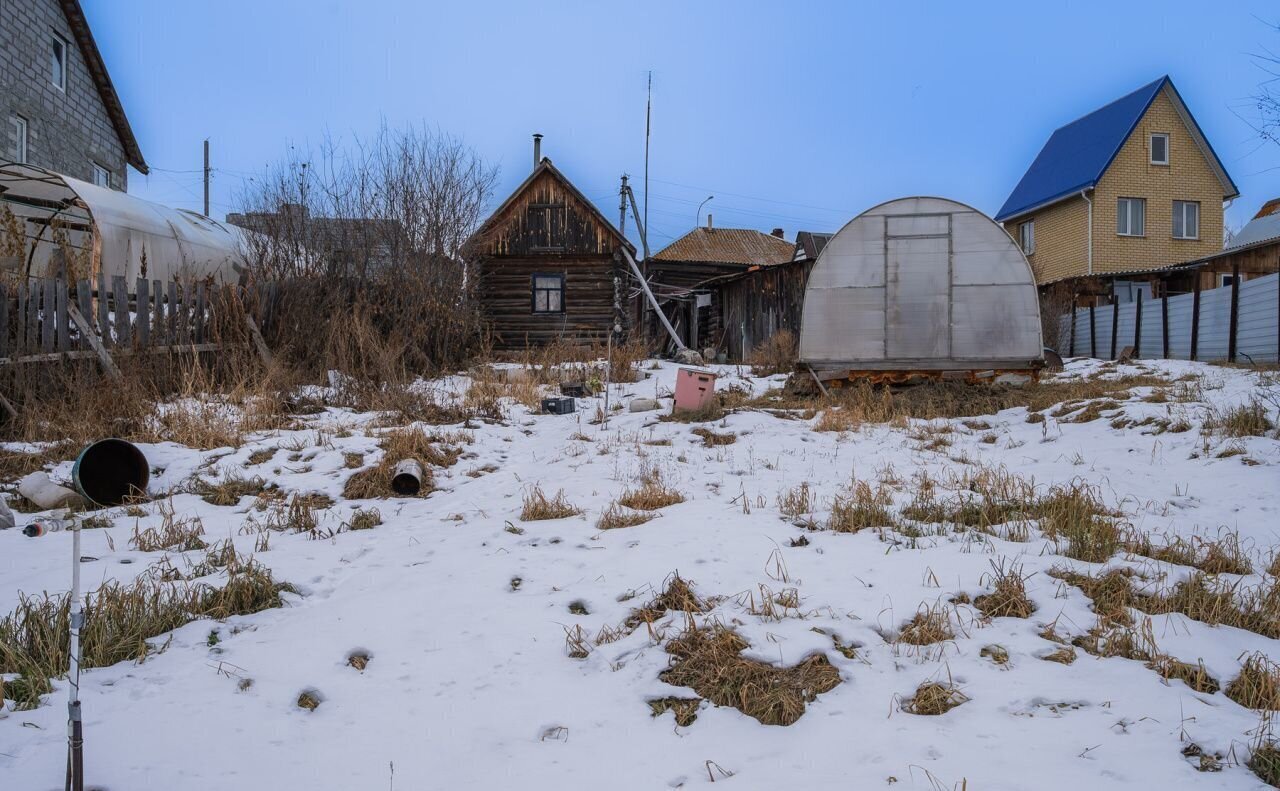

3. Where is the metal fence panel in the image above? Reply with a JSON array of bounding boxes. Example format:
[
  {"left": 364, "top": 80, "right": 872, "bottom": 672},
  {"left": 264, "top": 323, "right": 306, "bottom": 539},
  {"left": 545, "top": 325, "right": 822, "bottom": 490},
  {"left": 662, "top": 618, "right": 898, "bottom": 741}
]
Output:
[{"left": 1238, "top": 274, "right": 1279, "bottom": 363}]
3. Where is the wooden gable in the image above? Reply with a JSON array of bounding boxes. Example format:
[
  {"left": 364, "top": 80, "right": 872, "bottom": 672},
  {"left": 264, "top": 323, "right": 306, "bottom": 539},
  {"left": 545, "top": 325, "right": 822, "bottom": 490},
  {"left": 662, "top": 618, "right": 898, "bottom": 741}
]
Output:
[{"left": 474, "top": 161, "right": 632, "bottom": 257}]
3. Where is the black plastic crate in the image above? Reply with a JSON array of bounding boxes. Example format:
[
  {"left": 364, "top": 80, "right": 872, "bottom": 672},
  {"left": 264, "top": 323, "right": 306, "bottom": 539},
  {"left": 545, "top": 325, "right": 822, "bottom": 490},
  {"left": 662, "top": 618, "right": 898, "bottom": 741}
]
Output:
[{"left": 541, "top": 397, "right": 575, "bottom": 415}]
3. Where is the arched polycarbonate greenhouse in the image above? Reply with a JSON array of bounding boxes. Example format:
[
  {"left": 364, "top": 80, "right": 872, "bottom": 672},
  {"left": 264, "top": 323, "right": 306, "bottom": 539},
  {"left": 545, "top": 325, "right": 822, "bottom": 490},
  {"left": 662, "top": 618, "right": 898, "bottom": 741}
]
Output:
[
  {"left": 0, "top": 161, "right": 247, "bottom": 285},
  {"left": 798, "top": 196, "right": 1043, "bottom": 378}
]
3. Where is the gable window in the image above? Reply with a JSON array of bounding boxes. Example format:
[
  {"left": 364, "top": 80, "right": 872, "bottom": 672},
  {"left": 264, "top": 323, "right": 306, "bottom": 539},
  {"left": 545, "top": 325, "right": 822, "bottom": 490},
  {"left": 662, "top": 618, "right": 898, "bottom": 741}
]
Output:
[
  {"left": 92, "top": 162, "right": 110, "bottom": 188},
  {"left": 50, "top": 32, "right": 68, "bottom": 91},
  {"left": 1219, "top": 274, "right": 1237, "bottom": 289},
  {"left": 1149, "top": 133, "right": 1169, "bottom": 165},
  {"left": 12, "top": 115, "right": 28, "bottom": 163},
  {"left": 1018, "top": 220, "right": 1035, "bottom": 255},
  {"left": 1172, "top": 200, "right": 1199, "bottom": 240},
  {"left": 1117, "top": 197, "right": 1145, "bottom": 237},
  {"left": 531, "top": 273, "right": 565, "bottom": 313}
]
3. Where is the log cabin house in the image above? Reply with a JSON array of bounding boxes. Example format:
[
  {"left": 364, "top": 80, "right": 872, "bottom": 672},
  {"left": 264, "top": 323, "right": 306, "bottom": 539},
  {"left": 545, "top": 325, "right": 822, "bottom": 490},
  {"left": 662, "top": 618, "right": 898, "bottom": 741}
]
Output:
[{"left": 469, "top": 144, "right": 635, "bottom": 351}]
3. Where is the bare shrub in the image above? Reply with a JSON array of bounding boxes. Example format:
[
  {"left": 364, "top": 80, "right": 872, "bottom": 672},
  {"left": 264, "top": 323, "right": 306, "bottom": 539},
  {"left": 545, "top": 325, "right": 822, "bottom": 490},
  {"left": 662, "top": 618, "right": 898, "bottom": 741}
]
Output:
[{"left": 749, "top": 329, "right": 797, "bottom": 377}]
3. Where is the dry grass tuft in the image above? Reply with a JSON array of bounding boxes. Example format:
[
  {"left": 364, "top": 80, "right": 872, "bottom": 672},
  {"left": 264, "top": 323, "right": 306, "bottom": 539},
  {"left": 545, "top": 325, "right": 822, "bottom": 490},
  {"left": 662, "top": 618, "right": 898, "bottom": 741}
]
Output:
[
  {"left": 1041, "top": 646, "right": 1077, "bottom": 665},
  {"left": 826, "top": 481, "right": 894, "bottom": 533},
  {"left": 0, "top": 560, "right": 294, "bottom": 709},
  {"left": 130, "top": 505, "right": 207, "bottom": 553},
  {"left": 347, "top": 651, "right": 370, "bottom": 671},
  {"left": 618, "top": 475, "right": 685, "bottom": 511},
  {"left": 902, "top": 681, "right": 969, "bottom": 715},
  {"left": 659, "top": 623, "right": 841, "bottom": 726},
  {"left": 777, "top": 482, "right": 815, "bottom": 519},
  {"left": 1127, "top": 531, "right": 1253, "bottom": 575},
  {"left": 974, "top": 560, "right": 1036, "bottom": 619},
  {"left": 520, "top": 484, "right": 583, "bottom": 521},
  {"left": 341, "top": 426, "right": 463, "bottom": 499},
  {"left": 648, "top": 696, "right": 702, "bottom": 726},
  {"left": 1151, "top": 657, "right": 1219, "bottom": 694},
  {"left": 1227, "top": 653, "right": 1280, "bottom": 710},
  {"left": 1049, "top": 566, "right": 1139, "bottom": 625},
  {"left": 297, "top": 689, "right": 322, "bottom": 711},
  {"left": 624, "top": 573, "right": 710, "bottom": 632},
  {"left": 196, "top": 472, "right": 270, "bottom": 506},
  {"left": 1204, "top": 399, "right": 1275, "bottom": 438},
  {"left": 748, "top": 329, "right": 796, "bottom": 377},
  {"left": 691, "top": 427, "right": 737, "bottom": 447},
  {"left": 596, "top": 502, "right": 656, "bottom": 530},
  {"left": 344, "top": 508, "right": 382, "bottom": 531},
  {"left": 896, "top": 602, "right": 955, "bottom": 646}
]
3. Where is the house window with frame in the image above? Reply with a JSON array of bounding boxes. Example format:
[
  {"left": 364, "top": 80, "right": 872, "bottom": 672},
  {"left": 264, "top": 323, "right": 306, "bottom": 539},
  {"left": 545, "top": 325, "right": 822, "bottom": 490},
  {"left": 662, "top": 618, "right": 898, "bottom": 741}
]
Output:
[
  {"left": 12, "top": 115, "right": 28, "bottom": 163},
  {"left": 1219, "top": 274, "right": 1237, "bottom": 289},
  {"left": 1149, "top": 133, "right": 1169, "bottom": 165},
  {"left": 531, "top": 273, "right": 565, "bottom": 314},
  {"left": 50, "top": 32, "right": 68, "bottom": 91},
  {"left": 1018, "top": 220, "right": 1035, "bottom": 255},
  {"left": 1117, "top": 197, "right": 1145, "bottom": 237},
  {"left": 92, "top": 162, "right": 110, "bottom": 188},
  {"left": 1172, "top": 200, "right": 1199, "bottom": 240}
]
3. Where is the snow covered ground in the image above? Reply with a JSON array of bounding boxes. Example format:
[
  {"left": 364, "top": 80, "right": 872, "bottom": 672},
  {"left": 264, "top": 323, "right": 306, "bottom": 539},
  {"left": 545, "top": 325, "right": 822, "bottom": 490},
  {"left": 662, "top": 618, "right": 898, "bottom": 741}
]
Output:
[{"left": 2, "top": 358, "right": 1279, "bottom": 790}]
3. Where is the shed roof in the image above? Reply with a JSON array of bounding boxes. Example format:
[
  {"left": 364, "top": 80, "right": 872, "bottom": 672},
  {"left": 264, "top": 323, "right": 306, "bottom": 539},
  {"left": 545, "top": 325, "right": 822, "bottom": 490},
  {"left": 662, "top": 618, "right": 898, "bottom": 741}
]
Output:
[
  {"left": 1228, "top": 198, "right": 1280, "bottom": 249},
  {"left": 995, "top": 76, "right": 1237, "bottom": 222},
  {"left": 59, "top": 1, "right": 147, "bottom": 174},
  {"left": 793, "top": 231, "right": 832, "bottom": 261},
  {"left": 651, "top": 227, "right": 792, "bottom": 267}
]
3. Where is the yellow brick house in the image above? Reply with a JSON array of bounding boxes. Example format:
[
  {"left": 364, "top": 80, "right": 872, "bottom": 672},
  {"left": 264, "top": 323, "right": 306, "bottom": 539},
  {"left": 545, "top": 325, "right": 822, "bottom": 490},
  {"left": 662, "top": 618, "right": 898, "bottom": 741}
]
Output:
[{"left": 995, "top": 76, "right": 1240, "bottom": 304}]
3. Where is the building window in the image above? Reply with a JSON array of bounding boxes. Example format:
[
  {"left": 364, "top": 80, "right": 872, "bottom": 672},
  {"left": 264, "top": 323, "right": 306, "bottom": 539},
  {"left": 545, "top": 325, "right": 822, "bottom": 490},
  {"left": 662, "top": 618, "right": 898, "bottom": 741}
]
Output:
[
  {"left": 1149, "top": 133, "right": 1169, "bottom": 165},
  {"left": 51, "top": 32, "right": 68, "bottom": 91},
  {"left": 92, "top": 162, "right": 111, "bottom": 188},
  {"left": 12, "top": 115, "right": 28, "bottom": 163},
  {"left": 531, "top": 273, "right": 564, "bottom": 313},
  {"left": 1117, "top": 197, "right": 1145, "bottom": 237},
  {"left": 1219, "top": 274, "right": 1237, "bottom": 289},
  {"left": 1172, "top": 200, "right": 1199, "bottom": 240},
  {"left": 1018, "top": 220, "right": 1035, "bottom": 255}
]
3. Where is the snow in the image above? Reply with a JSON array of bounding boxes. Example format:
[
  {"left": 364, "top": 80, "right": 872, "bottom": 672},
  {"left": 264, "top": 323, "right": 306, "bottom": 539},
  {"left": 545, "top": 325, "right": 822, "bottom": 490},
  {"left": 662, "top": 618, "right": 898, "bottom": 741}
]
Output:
[{"left": 1, "top": 358, "right": 1278, "bottom": 790}]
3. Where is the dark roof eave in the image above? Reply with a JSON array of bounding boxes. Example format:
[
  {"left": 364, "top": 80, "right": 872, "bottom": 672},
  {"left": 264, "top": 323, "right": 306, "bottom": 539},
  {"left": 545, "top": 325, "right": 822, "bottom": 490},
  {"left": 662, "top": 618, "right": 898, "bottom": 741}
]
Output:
[
  {"left": 59, "top": 1, "right": 147, "bottom": 174},
  {"left": 995, "top": 183, "right": 1096, "bottom": 223}
]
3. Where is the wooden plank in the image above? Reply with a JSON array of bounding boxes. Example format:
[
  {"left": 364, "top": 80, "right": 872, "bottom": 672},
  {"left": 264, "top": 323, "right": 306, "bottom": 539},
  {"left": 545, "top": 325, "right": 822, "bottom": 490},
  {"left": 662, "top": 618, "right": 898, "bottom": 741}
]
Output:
[
  {"left": 97, "top": 271, "right": 111, "bottom": 347},
  {"left": 195, "top": 280, "right": 207, "bottom": 344},
  {"left": 56, "top": 278, "right": 69, "bottom": 352},
  {"left": 136, "top": 278, "right": 150, "bottom": 349},
  {"left": 167, "top": 280, "right": 178, "bottom": 342},
  {"left": 0, "top": 282, "right": 8, "bottom": 360},
  {"left": 16, "top": 283, "right": 26, "bottom": 356},
  {"left": 76, "top": 279, "right": 93, "bottom": 350},
  {"left": 0, "top": 341, "right": 235, "bottom": 367},
  {"left": 40, "top": 278, "right": 55, "bottom": 353},
  {"left": 245, "top": 313, "right": 273, "bottom": 366},
  {"left": 67, "top": 303, "right": 121, "bottom": 380},
  {"left": 1227, "top": 263, "right": 1240, "bottom": 363},
  {"left": 112, "top": 275, "right": 130, "bottom": 347},
  {"left": 26, "top": 280, "right": 39, "bottom": 353},
  {"left": 151, "top": 279, "right": 164, "bottom": 346}
]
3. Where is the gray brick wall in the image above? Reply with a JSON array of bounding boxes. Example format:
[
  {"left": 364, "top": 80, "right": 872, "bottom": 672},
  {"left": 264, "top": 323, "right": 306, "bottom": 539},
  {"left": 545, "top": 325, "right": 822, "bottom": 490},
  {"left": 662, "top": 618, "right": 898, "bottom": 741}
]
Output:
[{"left": 0, "top": 0, "right": 128, "bottom": 190}]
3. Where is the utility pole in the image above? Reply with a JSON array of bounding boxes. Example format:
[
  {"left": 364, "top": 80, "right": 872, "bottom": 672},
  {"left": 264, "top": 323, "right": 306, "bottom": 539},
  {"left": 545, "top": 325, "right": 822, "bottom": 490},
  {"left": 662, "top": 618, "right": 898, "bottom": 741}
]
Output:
[
  {"left": 644, "top": 71, "right": 651, "bottom": 245},
  {"left": 202, "top": 139, "right": 210, "bottom": 218},
  {"left": 618, "top": 174, "right": 628, "bottom": 238}
]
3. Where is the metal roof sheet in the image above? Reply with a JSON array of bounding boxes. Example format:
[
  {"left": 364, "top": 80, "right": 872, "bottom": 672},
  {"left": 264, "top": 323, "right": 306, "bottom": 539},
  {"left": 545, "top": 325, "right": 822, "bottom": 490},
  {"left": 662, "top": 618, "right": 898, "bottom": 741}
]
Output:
[
  {"left": 995, "top": 76, "right": 1238, "bottom": 222},
  {"left": 650, "top": 227, "right": 793, "bottom": 267}
]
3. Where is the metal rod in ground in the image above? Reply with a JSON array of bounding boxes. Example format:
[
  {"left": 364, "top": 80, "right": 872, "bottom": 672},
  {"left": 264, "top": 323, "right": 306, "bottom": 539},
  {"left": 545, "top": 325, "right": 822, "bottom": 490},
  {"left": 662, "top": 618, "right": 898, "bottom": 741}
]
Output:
[{"left": 66, "top": 520, "right": 84, "bottom": 791}]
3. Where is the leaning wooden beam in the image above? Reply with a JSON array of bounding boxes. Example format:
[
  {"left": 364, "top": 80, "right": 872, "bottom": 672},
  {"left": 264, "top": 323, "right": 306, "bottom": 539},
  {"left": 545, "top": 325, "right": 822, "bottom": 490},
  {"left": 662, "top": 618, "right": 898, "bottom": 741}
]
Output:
[
  {"left": 245, "top": 314, "right": 273, "bottom": 366},
  {"left": 67, "top": 303, "right": 122, "bottom": 380},
  {"left": 620, "top": 246, "right": 686, "bottom": 351},
  {"left": 0, "top": 341, "right": 234, "bottom": 367}
]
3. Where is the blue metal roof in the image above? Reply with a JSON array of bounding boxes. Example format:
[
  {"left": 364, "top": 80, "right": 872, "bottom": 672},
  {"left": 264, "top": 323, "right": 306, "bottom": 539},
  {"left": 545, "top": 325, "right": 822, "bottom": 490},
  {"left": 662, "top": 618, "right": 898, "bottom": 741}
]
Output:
[{"left": 996, "top": 77, "right": 1169, "bottom": 222}]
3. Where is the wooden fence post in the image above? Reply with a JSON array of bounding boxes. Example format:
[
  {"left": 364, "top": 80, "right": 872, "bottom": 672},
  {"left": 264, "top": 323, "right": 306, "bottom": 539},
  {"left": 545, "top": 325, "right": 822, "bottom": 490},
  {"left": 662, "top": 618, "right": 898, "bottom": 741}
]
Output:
[
  {"left": 1161, "top": 283, "right": 1170, "bottom": 359},
  {"left": 1133, "top": 289, "right": 1143, "bottom": 358},
  {"left": 1068, "top": 295, "right": 1077, "bottom": 356},
  {"left": 56, "top": 278, "right": 69, "bottom": 351},
  {"left": 1190, "top": 275, "right": 1202, "bottom": 361},
  {"left": 97, "top": 271, "right": 110, "bottom": 347},
  {"left": 111, "top": 275, "right": 130, "bottom": 348},
  {"left": 1227, "top": 264, "right": 1240, "bottom": 363},
  {"left": 16, "top": 282, "right": 27, "bottom": 357},
  {"left": 1089, "top": 304, "right": 1097, "bottom": 358},
  {"left": 41, "top": 278, "right": 55, "bottom": 352},
  {"left": 136, "top": 278, "right": 150, "bottom": 349},
  {"left": 151, "top": 279, "right": 164, "bottom": 346},
  {"left": 1110, "top": 296, "right": 1119, "bottom": 360},
  {"left": 0, "top": 282, "right": 8, "bottom": 360}
]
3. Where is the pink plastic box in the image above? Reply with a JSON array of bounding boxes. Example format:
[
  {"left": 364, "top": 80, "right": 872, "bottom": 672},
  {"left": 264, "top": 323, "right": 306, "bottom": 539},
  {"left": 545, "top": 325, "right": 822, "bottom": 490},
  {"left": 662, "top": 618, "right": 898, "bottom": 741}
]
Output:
[{"left": 674, "top": 367, "right": 718, "bottom": 412}]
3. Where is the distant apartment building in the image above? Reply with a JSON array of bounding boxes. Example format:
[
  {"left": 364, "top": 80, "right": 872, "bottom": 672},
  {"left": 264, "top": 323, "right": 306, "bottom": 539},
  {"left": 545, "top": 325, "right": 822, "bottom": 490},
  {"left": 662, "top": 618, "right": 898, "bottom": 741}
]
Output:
[{"left": 1, "top": 0, "right": 147, "bottom": 190}]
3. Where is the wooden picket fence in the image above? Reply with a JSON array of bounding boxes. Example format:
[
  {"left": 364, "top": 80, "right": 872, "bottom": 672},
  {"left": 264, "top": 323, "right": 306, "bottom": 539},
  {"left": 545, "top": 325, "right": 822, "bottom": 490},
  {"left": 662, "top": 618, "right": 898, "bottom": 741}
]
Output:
[{"left": 0, "top": 273, "right": 275, "bottom": 384}]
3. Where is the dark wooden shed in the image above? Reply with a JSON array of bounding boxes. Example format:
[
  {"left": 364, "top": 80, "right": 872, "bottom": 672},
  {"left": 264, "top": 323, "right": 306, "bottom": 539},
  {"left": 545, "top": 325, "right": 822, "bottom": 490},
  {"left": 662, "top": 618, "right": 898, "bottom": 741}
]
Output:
[{"left": 470, "top": 158, "right": 635, "bottom": 351}]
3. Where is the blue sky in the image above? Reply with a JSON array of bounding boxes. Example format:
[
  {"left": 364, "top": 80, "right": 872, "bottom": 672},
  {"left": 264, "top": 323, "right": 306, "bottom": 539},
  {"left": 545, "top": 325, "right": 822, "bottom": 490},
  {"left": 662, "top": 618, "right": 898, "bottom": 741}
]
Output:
[{"left": 93, "top": 0, "right": 1279, "bottom": 249}]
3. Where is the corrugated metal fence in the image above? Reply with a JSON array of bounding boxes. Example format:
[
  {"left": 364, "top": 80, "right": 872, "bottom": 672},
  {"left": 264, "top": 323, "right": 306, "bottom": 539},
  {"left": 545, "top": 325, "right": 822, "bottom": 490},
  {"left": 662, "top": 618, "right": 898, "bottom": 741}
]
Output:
[{"left": 1058, "top": 272, "right": 1278, "bottom": 363}]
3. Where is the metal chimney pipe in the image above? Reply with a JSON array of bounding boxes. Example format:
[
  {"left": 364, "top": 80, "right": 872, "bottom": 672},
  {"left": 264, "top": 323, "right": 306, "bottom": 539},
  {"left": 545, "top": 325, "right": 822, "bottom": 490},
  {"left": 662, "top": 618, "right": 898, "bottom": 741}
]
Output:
[
  {"left": 533, "top": 133, "right": 543, "bottom": 169},
  {"left": 707, "top": 213, "right": 713, "bottom": 231}
]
